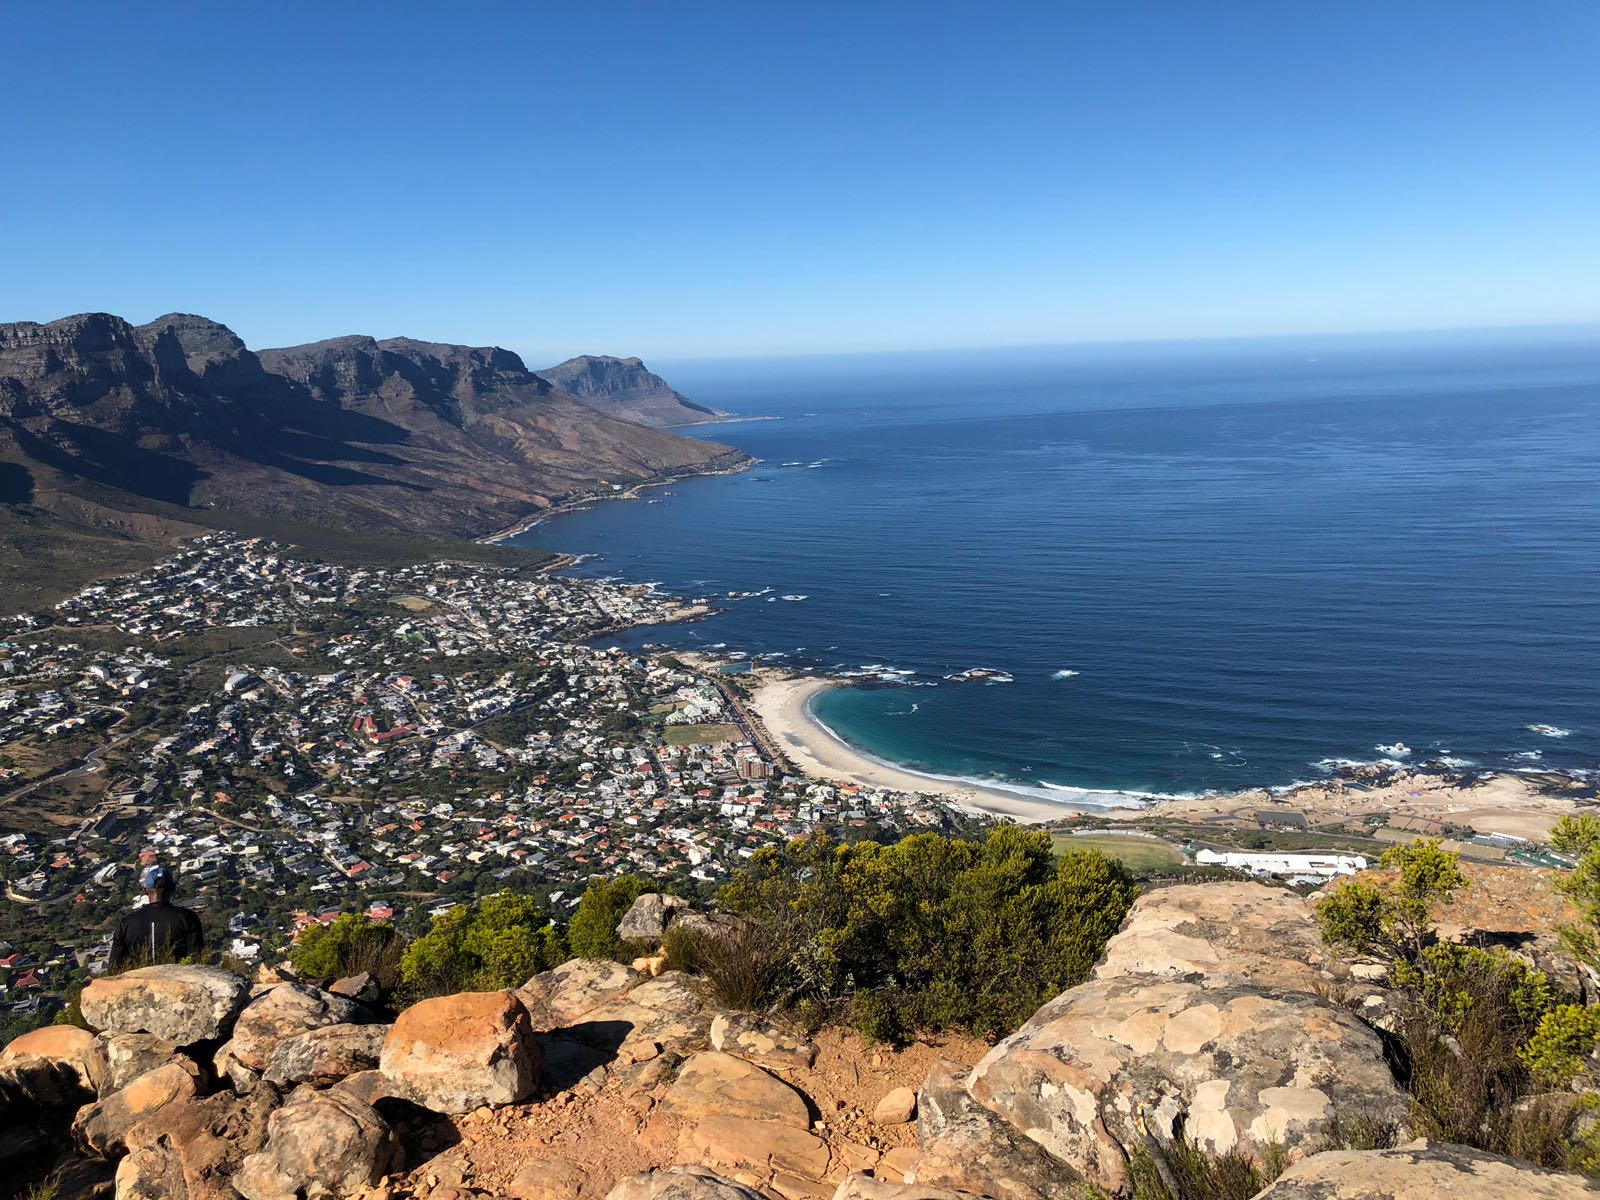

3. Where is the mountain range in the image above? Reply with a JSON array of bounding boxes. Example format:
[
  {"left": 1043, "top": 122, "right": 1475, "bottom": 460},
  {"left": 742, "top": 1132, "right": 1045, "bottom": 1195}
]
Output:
[
  {"left": 534, "top": 354, "right": 727, "bottom": 428},
  {"left": 0, "top": 312, "right": 749, "bottom": 606}
]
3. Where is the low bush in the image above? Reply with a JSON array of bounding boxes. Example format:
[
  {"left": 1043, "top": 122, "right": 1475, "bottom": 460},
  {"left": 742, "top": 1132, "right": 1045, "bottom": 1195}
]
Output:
[
  {"left": 710, "top": 826, "right": 1139, "bottom": 1042},
  {"left": 399, "top": 892, "right": 566, "bottom": 995},
  {"left": 288, "top": 913, "right": 404, "bottom": 990},
  {"left": 568, "top": 874, "right": 655, "bottom": 961}
]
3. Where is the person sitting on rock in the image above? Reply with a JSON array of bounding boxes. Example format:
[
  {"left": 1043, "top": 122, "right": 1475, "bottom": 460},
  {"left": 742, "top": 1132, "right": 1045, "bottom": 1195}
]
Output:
[{"left": 108, "top": 864, "right": 206, "bottom": 969}]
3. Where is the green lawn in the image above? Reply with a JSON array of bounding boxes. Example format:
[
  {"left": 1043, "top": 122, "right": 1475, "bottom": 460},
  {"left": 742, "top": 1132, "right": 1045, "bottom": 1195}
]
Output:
[
  {"left": 1052, "top": 831, "right": 1186, "bottom": 870},
  {"left": 663, "top": 723, "right": 742, "bottom": 746}
]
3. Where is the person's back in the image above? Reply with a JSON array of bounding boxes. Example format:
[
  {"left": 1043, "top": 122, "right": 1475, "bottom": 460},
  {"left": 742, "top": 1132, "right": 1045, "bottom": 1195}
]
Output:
[{"left": 109, "top": 865, "right": 205, "bottom": 969}]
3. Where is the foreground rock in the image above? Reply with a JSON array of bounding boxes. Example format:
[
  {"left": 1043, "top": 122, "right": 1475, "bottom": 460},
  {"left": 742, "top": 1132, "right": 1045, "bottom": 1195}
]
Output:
[
  {"left": 380, "top": 990, "right": 539, "bottom": 1113},
  {"left": 909, "top": 1059, "right": 1085, "bottom": 1200},
  {"left": 229, "top": 980, "right": 366, "bottom": 1071},
  {"left": 967, "top": 883, "right": 1411, "bottom": 1195},
  {"left": 1255, "top": 1140, "right": 1600, "bottom": 1198},
  {"left": 73, "top": 1059, "right": 203, "bottom": 1158},
  {"left": 80, "top": 965, "right": 250, "bottom": 1044},
  {"left": 264, "top": 1021, "right": 389, "bottom": 1087},
  {"left": 1, "top": 1024, "right": 106, "bottom": 1093},
  {"left": 618, "top": 893, "right": 691, "bottom": 943},
  {"left": 517, "top": 958, "right": 640, "bottom": 1029},
  {"left": 660, "top": 1050, "right": 811, "bottom": 1128},
  {"left": 96, "top": 1032, "right": 181, "bottom": 1094},
  {"left": 115, "top": 1088, "right": 279, "bottom": 1200},
  {"left": 232, "top": 1087, "right": 401, "bottom": 1200},
  {"left": 606, "top": 1167, "right": 766, "bottom": 1200}
]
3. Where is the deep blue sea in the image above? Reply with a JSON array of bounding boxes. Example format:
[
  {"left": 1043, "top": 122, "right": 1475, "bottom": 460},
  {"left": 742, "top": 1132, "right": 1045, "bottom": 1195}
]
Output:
[{"left": 513, "top": 331, "right": 1600, "bottom": 806}]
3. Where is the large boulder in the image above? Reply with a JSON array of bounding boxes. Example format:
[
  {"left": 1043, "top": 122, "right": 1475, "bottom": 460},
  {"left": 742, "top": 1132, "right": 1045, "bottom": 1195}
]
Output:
[
  {"left": 617, "top": 893, "right": 690, "bottom": 943},
  {"left": 517, "top": 958, "right": 639, "bottom": 1029},
  {"left": 909, "top": 1059, "right": 1085, "bottom": 1200},
  {"left": 1092, "top": 881, "right": 1330, "bottom": 993},
  {"left": 115, "top": 1087, "right": 279, "bottom": 1200},
  {"left": 95, "top": 1032, "right": 182, "bottom": 1094},
  {"left": 232, "top": 1086, "right": 401, "bottom": 1200},
  {"left": 263, "top": 1021, "right": 390, "bottom": 1087},
  {"left": 659, "top": 1050, "right": 810, "bottom": 1127},
  {"left": 968, "top": 974, "right": 1409, "bottom": 1195},
  {"left": 1254, "top": 1140, "right": 1600, "bottom": 1199},
  {"left": 229, "top": 980, "right": 365, "bottom": 1071},
  {"left": 380, "top": 990, "right": 539, "bottom": 1113},
  {"left": 79, "top": 966, "right": 249, "bottom": 1044},
  {"left": 72, "top": 1059, "right": 203, "bottom": 1158},
  {"left": 606, "top": 1167, "right": 766, "bottom": 1200},
  {"left": 2, "top": 1024, "right": 106, "bottom": 1093},
  {"left": 576, "top": 971, "right": 713, "bottom": 1060}
]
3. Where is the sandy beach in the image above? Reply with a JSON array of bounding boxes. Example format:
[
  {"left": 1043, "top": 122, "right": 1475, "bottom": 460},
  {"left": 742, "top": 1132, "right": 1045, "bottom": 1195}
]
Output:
[
  {"left": 741, "top": 668, "right": 1593, "bottom": 836},
  {"left": 746, "top": 674, "right": 1078, "bottom": 823}
]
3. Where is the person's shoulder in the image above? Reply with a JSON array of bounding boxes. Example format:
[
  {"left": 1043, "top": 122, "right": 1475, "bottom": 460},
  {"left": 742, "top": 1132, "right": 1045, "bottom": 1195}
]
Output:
[{"left": 178, "top": 904, "right": 203, "bottom": 924}]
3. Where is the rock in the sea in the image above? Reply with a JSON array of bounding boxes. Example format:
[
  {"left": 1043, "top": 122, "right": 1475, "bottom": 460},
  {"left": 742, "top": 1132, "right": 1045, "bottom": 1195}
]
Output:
[
  {"left": 72, "top": 1059, "right": 203, "bottom": 1158},
  {"left": 969, "top": 974, "right": 1409, "bottom": 1195},
  {"left": 380, "top": 990, "right": 539, "bottom": 1113},
  {"left": 263, "top": 1021, "right": 389, "bottom": 1087},
  {"left": 115, "top": 1087, "right": 279, "bottom": 1200},
  {"left": 95, "top": 1032, "right": 181, "bottom": 1095},
  {"left": 709, "top": 1013, "right": 818, "bottom": 1072},
  {"left": 617, "top": 893, "right": 690, "bottom": 943},
  {"left": 1254, "top": 1140, "right": 1600, "bottom": 1199},
  {"left": 2, "top": 1024, "right": 106, "bottom": 1093},
  {"left": 79, "top": 965, "right": 250, "bottom": 1044},
  {"left": 230, "top": 981, "right": 366, "bottom": 1072},
  {"left": 232, "top": 1086, "right": 401, "bottom": 1200},
  {"left": 517, "top": 958, "right": 639, "bottom": 1029},
  {"left": 872, "top": 1086, "right": 917, "bottom": 1125},
  {"left": 909, "top": 1059, "right": 1085, "bottom": 1200},
  {"left": 660, "top": 1050, "right": 810, "bottom": 1128},
  {"left": 606, "top": 1167, "right": 767, "bottom": 1200}
]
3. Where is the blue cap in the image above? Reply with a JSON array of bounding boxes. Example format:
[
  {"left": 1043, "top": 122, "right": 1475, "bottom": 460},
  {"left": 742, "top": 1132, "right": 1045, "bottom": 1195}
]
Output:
[{"left": 141, "top": 865, "right": 174, "bottom": 891}]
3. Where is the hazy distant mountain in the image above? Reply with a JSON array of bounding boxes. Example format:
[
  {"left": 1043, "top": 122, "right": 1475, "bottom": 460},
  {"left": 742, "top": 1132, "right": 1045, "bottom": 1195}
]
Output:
[
  {"left": 535, "top": 354, "right": 728, "bottom": 428},
  {"left": 0, "top": 313, "right": 749, "bottom": 600}
]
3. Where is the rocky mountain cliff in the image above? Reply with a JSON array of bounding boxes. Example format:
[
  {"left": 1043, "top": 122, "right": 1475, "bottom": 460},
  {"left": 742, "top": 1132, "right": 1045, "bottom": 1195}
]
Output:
[
  {"left": 535, "top": 355, "right": 727, "bottom": 428},
  {"left": 0, "top": 313, "right": 749, "bottom": 561},
  {"left": 3, "top": 881, "right": 1592, "bottom": 1200}
]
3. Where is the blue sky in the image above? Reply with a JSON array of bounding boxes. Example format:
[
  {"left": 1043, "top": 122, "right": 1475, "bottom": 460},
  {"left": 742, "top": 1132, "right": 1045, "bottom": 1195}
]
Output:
[{"left": 2, "top": 2, "right": 1597, "bottom": 362}]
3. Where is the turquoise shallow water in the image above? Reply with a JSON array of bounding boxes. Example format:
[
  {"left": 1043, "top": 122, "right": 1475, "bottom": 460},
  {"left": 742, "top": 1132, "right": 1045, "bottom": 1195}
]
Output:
[{"left": 515, "top": 332, "right": 1600, "bottom": 806}]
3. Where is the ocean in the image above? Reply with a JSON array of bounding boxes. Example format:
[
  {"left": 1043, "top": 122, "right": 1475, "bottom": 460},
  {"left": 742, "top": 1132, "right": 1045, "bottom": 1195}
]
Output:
[{"left": 512, "top": 330, "right": 1600, "bottom": 807}]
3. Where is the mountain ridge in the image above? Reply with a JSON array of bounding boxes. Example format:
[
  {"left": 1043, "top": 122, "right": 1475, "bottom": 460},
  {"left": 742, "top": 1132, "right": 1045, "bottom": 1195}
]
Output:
[
  {"left": 535, "top": 353, "right": 727, "bottom": 428},
  {"left": 0, "top": 312, "right": 750, "bottom": 603}
]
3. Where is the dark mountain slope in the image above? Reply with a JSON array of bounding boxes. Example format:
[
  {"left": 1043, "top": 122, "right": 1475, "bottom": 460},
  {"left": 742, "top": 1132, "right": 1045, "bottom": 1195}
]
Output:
[
  {"left": 535, "top": 354, "right": 727, "bottom": 428},
  {"left": 0, "top": 312, "right": 749, "bottom": 602}
]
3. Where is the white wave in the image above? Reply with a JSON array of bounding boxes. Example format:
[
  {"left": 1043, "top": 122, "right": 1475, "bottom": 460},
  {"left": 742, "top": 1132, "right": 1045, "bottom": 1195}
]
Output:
[
  {"left": 1051, "top": 669, "right": 1081, "bottom": 680},
  {"left": 1436, "top": 756, "right": 1476, "bottom": 768},
  {"left": 1511, "top": 750, "right": 1544, "bottom": 761},
  {"left": 1527, "top": 724, "right": 1572, "bottom": 738},
  {"left": 1375, "top": 743, "right": 1411, "bottom": 756}
]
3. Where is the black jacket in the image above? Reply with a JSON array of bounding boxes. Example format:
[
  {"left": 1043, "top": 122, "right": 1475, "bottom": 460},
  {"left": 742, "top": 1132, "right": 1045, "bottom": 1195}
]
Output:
[{"left": 108, "top": 901, "right": 205, "bottom": 968}]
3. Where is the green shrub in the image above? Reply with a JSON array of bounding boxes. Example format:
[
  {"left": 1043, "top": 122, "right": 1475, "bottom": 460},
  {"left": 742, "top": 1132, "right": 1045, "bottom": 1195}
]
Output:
[
  {"left": 400, "top": 892, "right": 566, "bottom": 995},
  {"left": 1522, "top": 1004, "right": 1600, "bottom": 1088},
  {"left": 289, "top": 914, "right": 403, "bottom": 990},
  {"left": 568, "top": 874, "right": 655, "bottom": 961},
  {"left": 1316, "top": 838, "right": 1466, "bottom": 963},
  {"left": 712, "top": 826, "right": 1139, "bottom": 1042},
  {"left": 661, "top": 918, "right": 790, "bottom": 1012}
]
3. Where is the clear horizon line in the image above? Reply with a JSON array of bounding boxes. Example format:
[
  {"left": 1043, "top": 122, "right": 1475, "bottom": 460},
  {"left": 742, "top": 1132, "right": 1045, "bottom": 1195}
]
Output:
[{"left": 642, "top": 318, "right": 1600, "bottom": 369}]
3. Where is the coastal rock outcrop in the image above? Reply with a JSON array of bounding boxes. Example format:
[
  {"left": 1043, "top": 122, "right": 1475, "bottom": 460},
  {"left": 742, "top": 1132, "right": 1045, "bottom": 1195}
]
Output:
[
  {"left": 79, "top": 964, "right": 250, "bottom": 1045},
  {"left": 965, "top": 882, "right": 1409, "bottom": 1195},
  {"left": 1252, "top": 1140, "right": 1600, "bottom": 1199},
  {"left": 380, "top": 990, "right": 540, "bottom": 1113}
]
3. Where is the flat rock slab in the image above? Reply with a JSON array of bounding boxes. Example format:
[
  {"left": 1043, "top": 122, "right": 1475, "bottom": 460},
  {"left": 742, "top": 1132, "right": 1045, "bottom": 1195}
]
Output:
[
  {"left": 660, "top": 1050, "right": 810, "bottom": 1129},
  {"left": 1093, "top": 881, "right": 1329, "bottom": 993},
  {"left": 80, "top": 965, "right": 250, "bottom": 1045},
  {"left": 683, "top": 1115, "right": 830, "bottom": 1182},
  {"left": 518, "top": 959, "right": 640, "bottom": 1030},
  {"left": 710, "top": 1013, "right": 817, "bottom": 1072},
  {"left": 2, "top": 1024, "right": 105, "bottom": 1093},
  {"left": 969, "top": 976, "right": 1409, "bottom": 1196},
  {"left": 607, "top": 1167, "right": 767, "bottom": 1200},
  {"left": 1255, "top": 1141, "right": 1600, "bottom": 1199}
]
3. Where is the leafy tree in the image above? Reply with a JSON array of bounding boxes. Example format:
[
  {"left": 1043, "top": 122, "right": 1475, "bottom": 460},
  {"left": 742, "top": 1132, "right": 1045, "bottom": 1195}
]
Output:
[
  {"left": 289, "top": 914, "right": 403, "bottom": 988},
  {"left": 568, "top": 874, "right": 655, "bottom": 960},
  {"left": 400, "top": 892, "right": 566, "bottom": 994},
  {"left": 1316, "top": 838, "right": 1466, "bottom": 963}
]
